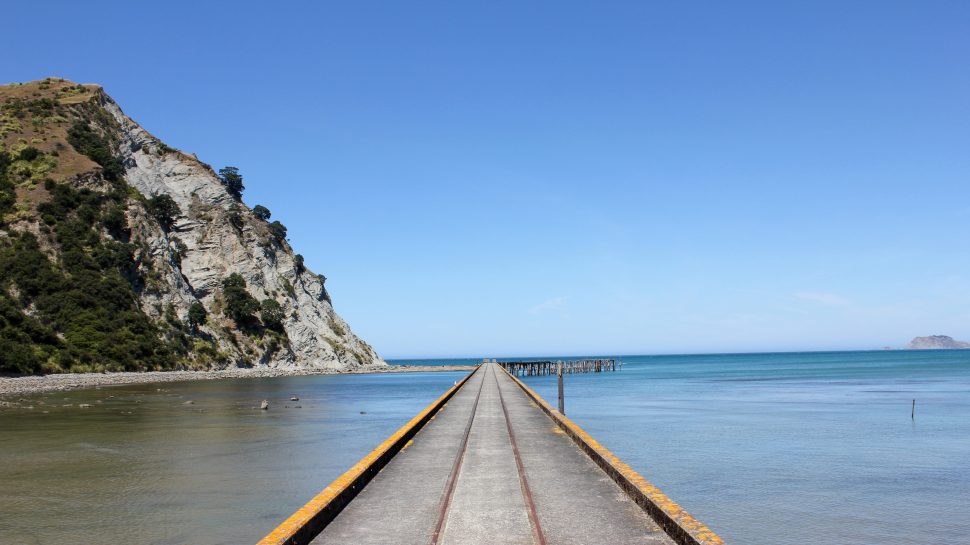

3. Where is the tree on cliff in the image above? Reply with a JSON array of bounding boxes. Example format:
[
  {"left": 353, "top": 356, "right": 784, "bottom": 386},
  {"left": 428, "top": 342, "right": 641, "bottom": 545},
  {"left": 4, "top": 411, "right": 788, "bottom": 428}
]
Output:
[
  {"left": 147, "top": 194, "right": 180, "bottom": 230},
  {"left": 218, "top": 166, "right": 244, "bottom": 200},
  {"left": 188, "top": 302, "right": 207, "bottom": 332},
  {"left": 268, "top": 220, "right": 287, "bottom": 241},
  {"left": 253, "top": 205, "right": 271, "bottom": 221},
  {"left": 260, "top": 299, "right": 285, "bottom": 331}
]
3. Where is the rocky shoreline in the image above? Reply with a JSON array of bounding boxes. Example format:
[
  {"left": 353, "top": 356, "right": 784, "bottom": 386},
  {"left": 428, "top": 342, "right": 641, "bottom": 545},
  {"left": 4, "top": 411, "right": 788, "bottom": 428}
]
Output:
[{"left": 0, "top": 365, "right": 476, "bottom": 399}]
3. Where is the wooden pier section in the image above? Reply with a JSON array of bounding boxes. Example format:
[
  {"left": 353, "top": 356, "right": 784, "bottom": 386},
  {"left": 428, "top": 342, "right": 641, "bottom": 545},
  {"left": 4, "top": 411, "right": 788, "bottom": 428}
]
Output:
[
  {"left": 496, "top": 358, "right": 620, "bottom": 377},
  {"left": 258, "top": 362, "right": 723, "bottom": 545}
]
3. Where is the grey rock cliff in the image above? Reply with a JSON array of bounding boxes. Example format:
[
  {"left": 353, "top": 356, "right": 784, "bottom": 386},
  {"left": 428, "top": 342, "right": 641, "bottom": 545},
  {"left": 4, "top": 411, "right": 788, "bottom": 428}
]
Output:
[{"left": 102, "top": 92, "right": 384, "bottom": 369}]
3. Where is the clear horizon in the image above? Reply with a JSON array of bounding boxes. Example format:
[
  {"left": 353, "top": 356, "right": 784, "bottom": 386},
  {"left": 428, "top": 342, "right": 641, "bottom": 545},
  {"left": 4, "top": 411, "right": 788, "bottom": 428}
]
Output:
[
  {"left": 4, "top": 1, "right": 969, "bottom": 359},
  {"left": 389, "top": 346, "right": 957, "bottom": 362}
]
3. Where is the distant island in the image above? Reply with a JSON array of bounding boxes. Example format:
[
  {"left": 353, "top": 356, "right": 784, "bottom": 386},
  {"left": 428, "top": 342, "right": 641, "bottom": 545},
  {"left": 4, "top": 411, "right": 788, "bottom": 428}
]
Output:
[{"left": 907, "top": 335, "right": 970, "bottom": 350}]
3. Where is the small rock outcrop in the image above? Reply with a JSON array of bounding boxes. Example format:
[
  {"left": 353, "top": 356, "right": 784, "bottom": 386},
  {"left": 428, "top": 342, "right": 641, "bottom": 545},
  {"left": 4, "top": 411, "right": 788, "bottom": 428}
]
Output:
[{"left": 906, "top": 335, "right": 970, "bottom": 350}]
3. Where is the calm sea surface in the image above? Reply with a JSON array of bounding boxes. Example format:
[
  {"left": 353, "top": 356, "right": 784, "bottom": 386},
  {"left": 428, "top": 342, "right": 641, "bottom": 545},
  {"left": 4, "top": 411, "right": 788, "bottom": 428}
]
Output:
[{"left": 1, "top": 350, "right": 968, "bottom": 544}]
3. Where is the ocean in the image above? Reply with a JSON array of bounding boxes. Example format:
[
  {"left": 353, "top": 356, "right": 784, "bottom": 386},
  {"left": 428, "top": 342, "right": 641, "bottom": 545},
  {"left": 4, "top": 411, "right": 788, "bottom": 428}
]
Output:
[
  {"left": 1, "top": 350, "right": 967, "bottom": 544},
  {"left": 509, "top": 350, "right": 970, "bottom": 545}
]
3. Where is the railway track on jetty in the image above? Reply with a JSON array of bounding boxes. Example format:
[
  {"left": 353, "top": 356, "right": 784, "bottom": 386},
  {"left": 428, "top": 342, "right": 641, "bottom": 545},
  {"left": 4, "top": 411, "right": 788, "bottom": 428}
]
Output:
[{"left": 258, "top": 362, "right": 724, "bottom": 545}]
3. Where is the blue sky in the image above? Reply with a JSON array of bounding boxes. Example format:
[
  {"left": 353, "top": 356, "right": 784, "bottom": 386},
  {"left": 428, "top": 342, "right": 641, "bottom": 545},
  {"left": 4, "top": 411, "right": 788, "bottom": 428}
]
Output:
[{"left": 4, "top": 1, "right": 969, "bottom": 358}]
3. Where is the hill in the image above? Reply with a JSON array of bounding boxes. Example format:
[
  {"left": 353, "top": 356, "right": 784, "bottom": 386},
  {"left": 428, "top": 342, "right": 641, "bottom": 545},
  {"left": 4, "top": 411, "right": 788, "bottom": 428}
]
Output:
[
  {"left": 906, "top": 335, "right": 970, "bottom": 350},
  {"left": 0, "top": 77, "right": 383, "bottom": 373}
]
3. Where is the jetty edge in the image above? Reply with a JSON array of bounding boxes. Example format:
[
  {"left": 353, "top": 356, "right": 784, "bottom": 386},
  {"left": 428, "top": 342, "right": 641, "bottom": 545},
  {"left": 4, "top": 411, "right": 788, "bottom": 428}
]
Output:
[
  {"left": 502, "top": 366, "right": 724, "bottom": 545},
  {"left": 256, "top": 366, "right": 480, "bottom": 545},
  {"left": 258, "top": 362, "right": 724, "bottom": 545}
]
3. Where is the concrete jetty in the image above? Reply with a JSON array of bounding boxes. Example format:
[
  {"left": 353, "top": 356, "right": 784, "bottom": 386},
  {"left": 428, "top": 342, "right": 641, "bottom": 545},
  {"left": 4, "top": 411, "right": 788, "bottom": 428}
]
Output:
[{"left": 258, "top": 362, "right": 723, "bottom": 545}]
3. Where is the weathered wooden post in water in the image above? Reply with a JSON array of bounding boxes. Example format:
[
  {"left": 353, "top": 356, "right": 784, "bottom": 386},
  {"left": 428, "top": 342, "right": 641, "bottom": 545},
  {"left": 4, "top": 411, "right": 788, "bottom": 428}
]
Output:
[
  {"left": 557, "top": 360, "right": 565, "bottom": 414},
  {"left": 912, "top": 399, "right": 915, "bottom": 420}
]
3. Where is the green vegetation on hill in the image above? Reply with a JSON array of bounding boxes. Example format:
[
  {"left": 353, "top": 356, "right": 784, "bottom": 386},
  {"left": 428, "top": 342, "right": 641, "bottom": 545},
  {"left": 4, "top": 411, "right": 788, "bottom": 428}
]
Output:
[
  {"left": 267, "top": 220, "right": 287, "bottom": 241},
  {"left": 0, "top": 82, "right": 189, "bottom": 374},
  {"left": 0, "top": 150, "right": 16, "bottom": 220},
  {"left": 252, "top": 204, "right": 271, "bottom": 221},
  {"left": 222, "top": 273, "right": 259, "bottom": 326},
  {"left": 67, "top": 120, "right": 124, "bottom": 181},
  {"left": 0, "top": 180, "right": 189, "bottom": 373},
  {"left": 147, "top": 194, "right": 180, "bottom": 230},
  {"left": 260, "top": 298, "right": 285, "bottom": 331}
]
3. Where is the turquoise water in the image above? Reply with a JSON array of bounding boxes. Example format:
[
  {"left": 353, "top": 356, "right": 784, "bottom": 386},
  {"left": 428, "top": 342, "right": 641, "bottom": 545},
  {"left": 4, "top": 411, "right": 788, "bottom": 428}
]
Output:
[
  {"left": 1, "top": 351, "right": 967, "bottom": 544},
  {"left": 509, "top": 350, "right": 970, "bottom": 545}
]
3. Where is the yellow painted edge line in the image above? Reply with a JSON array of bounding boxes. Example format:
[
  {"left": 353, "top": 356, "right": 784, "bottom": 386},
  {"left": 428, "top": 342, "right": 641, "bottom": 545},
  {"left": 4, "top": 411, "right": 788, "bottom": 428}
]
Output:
[
  {"left": 257, "top": 365, "right": 481, "bottom": 545},
  {"left": 500, "top": 366, "right": 725, "bottom": 545}
]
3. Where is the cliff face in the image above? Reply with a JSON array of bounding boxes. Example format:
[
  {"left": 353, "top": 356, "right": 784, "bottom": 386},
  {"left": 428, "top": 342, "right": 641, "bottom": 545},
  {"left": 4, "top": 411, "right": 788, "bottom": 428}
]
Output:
[
  {"left": 0, "top": 78, "right": 384, "bottom": 373},
  {"left": 906, "top": 335, "right": 970, "bottom": 350}
]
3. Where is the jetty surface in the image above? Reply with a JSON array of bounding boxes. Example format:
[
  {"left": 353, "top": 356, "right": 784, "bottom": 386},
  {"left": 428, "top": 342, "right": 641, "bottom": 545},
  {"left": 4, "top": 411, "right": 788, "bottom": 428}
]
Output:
[{"left": 259, "top": 362, "right": 723, "bottom": 545}]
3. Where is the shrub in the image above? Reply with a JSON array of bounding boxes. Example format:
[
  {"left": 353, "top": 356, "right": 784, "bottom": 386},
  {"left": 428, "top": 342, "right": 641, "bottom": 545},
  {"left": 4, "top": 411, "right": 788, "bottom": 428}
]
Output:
[
  {"left": 147, "top": 194, "right": 180, "bottom": 229},
  {"left": 329, "top": 317, "right": 346, "bottom": 337},
  {"left": 281, "top": 277, "right": 296, "bottom": 297},
  {"left": 67, "top": 121, "right": 125, "bottom": 182},
  {"left": 253, "top": 205, "right": 271, "bottom": 221},
  {"left": 0, "top": 151, "right": 14, "bottom": 219},
  {"left": 188, "top": 302, "right": 207, "bottom": 331},
  {"left": 268, "top": 220, "right": 287, "bottom": 241},
  {"left": 228, "top": 209, "right": 244, "bottom": 232},
  {"left": 18, "top": 146, "right": 40, "bottom": 161},
  {"left": 222, "top": 273, "right": 258, "bottom": 325},
  {"left": 260, "top": 299, "right": 285, "bottom": 331},
  {"left": 294, "top": 254, "right": 305, "bottom": 273},
  {"left": 171, "top": 237, "right": 188, "bottom": 264},
  {"left": 101, "top": 204, "right": 128, "bottom": 236},
  {"left": 317, "top": 274, "right": 331, "bottom": 303}
]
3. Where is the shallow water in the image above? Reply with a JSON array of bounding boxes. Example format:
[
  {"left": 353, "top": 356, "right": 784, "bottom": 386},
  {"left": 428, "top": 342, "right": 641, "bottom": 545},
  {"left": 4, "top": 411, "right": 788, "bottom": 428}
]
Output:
[
  {"left": 0, "top": 371, "right": 464, "bottom": 545},
  {"left": 1, "top": 351, "right": 968, "bottom": 545}
]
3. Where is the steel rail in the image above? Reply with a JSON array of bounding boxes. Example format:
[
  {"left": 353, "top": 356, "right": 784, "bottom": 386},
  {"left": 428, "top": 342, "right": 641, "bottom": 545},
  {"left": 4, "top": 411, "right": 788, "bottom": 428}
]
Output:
[
  {"left": 428, "top": 366, "right": 487, "bottom": 545},
  {"left": 493, "top": 365, "right": 548, "bottom": 545}
]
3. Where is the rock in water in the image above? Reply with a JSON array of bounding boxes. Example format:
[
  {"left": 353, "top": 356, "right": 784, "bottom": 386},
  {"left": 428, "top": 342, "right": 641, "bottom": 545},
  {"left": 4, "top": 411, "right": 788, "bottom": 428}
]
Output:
[
  {"left": 907, "top": 335, "right": 970, "bottom": 349},
  {"left": 260, "top": 400, "right": 269, "bottom": 410}
]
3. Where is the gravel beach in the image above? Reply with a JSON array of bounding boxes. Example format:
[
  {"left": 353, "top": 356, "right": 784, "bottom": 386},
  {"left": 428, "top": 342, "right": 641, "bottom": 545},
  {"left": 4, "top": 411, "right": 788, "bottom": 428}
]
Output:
[{"left": 0, "top": 365, "right": 476, "bottom": 399}]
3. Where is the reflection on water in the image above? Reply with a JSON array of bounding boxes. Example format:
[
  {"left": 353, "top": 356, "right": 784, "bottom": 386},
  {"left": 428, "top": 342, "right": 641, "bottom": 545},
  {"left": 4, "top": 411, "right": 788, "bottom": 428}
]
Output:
[{"left": 0, "top": 372, "right": 465, "bottom": 545}]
